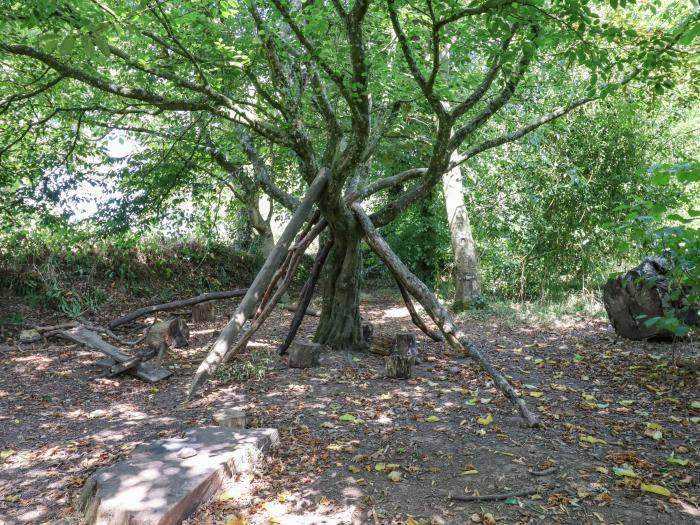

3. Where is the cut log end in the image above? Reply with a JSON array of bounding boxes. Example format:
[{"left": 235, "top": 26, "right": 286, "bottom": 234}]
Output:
[
  {"left": 385, "top": 354, "right": 414, "bottom": 379},
  {"left": 192, "top": 301, "right": 215, "bottom": 323},
  {"left": 288, "top": 340, "right": 322, "bottom": 368}
]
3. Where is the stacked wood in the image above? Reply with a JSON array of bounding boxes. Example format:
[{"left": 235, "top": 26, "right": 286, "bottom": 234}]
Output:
[
  {"left": 603, "top": 256, "right": 698, "bottom": 340},
  {"left": 288, "top": 340, "right": 322, "bottom": 368},
  {"left": 192, "top": 301, "right": 215, "bottom": 323}
]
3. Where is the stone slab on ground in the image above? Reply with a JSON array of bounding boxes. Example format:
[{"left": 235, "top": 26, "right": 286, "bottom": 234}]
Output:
[{"left": 77, "top": 427, "right": 279, "bottom": 525}]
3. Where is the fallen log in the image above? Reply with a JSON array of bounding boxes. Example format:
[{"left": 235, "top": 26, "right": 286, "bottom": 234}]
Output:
[
  {"left": 188, "top": 168, "right": 330, "bottom": 399},
  {"left": 352, "top": 203, "right": 539, "bottom": 427},
  {"left": 109, "top": 289, "right": 248, "bottom": 329},
  {"left": 603, "top": 256, "right": 698, "bottom": 340}
]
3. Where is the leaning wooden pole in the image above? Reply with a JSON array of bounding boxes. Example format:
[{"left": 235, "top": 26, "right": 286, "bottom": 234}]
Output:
[
  {"left": 352, "top": 203, "right": 539, "bottom": 427},
  {"left": 187, "top": 169, "right": 330, "bottom": 399},
  {"left": 395, "top": 278, "right": 444, "bottom": 342},
  {"left": 278, "top": 238, "right": 334, "bottom": 355}
]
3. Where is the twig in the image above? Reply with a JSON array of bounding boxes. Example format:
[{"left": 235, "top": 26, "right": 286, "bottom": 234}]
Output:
[
  {"left": 447, "top": 487, "right": 541, "bottom": 502},
  {"left": 528, "top": 467, "right": 557, "bottom": 476}
]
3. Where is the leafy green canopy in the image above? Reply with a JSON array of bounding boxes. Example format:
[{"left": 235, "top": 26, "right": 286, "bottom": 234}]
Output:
[{"left": 0, "top": 0, "right": 697, "bottom": 260}]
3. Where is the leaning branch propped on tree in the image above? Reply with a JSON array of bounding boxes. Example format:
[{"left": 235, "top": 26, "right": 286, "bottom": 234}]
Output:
[
  {"left": 395, "top": 278, "right": 444, "bottom": 342},
  {"left": 187, "top": 168, "right": 331, "bottom": 399},
  {"left": 279, "top": 238, "right": 334, "bottom": 355},
  {"left": 109, "top": 289, "right": 248, "bottom": 329},
  {"left": 352, "top": 203, "right": 539, "bottom": 427}
]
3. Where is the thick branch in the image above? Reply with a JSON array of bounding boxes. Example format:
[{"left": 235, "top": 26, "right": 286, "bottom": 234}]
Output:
[
  {"left": 188, "top": 167, "right": 330, "bottom": 399},
  {"left": 352, "top": 203, "right": 539, "bottom": 426}
]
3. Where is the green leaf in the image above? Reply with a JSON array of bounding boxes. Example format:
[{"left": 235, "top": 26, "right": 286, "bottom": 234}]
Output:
[
  {"left": 504, "top": 496, "right": 519, "bottom": 504},
  {"left": 640, "top": 483, "right": 670, "bottom": 497},
  {"left": 666, "top": 456, "right": 688, "bottom": 466},
  {"left": 59, "top": 35, "right": 77, "bottom": 56},
  {"left": 338, "top": 413, "right": 356, "bottom": 422}
]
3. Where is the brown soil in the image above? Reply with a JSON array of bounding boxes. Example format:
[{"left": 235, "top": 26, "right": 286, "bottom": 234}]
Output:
[{"left": 0, "top": 291, "right": 698, "bottom": 524}]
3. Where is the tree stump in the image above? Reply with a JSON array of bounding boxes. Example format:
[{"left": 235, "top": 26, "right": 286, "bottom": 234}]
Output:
[
  {"left": 288, "top": 340, "right": 322, "bottom": 368},
  {"left": 192, "top": 301, "right": 215, "bottom": 323},
  {"left": 603, "top": 256, "right": 697, "bottom": 340},
  {"left": 395, "top": 332, "right": 419, "bottom": 361},
  {"left": 385, "top": 354, "right": 414, "bottom": 379}
]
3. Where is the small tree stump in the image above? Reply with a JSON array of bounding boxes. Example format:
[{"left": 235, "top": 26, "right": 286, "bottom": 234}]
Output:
[
  {"left": 385, "top": 354, "right": 414, "bottom": 379},
  {"left": 192, "top": 301, "right": 215, "bottom": 323},
  {"left": 288, "top": 340, "right": 322, "bottom": 368},
  {"left": 213, "top": 409, "right": 247, "bottom": 428}
]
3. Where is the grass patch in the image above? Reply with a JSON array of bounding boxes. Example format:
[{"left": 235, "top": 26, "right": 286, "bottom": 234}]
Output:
[{"left": 216, "top": 350, "right": 276, "bottom": 383}]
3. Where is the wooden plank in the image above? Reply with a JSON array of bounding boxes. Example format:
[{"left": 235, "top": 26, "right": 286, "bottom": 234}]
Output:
[{"left": 61, "top": 326, "right": 172, "bottom": 383}]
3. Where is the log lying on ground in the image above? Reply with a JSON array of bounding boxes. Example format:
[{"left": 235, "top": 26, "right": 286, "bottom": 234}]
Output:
[
  {"left": 188, "top": 168, "right": 330, "bottom": 399},
  {"left": 110, "top": 289, "right": 247, "bottom": 329},
  {"left": 603, "top": 256, "right": 698, "bottom": 340},
  {"left": 352, "top": 203, "right": 539, "bottom": 427},
  {"left": 282, "top": 304, "right": 321, "bottom": 317}
]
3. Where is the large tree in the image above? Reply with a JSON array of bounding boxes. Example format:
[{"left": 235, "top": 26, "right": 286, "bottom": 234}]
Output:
[{"left": 1, "top": 0, "right": 697, "bottom": 396}]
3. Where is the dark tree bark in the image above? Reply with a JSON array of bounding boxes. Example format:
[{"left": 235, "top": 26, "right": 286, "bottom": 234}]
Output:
[{"left": 314, "top": 228, "right": 365, "bottom": 351}]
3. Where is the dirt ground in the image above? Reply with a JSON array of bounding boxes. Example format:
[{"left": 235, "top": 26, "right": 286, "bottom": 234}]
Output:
[{"left": 0, "top": 291, "right": 698, "bottom": 525}]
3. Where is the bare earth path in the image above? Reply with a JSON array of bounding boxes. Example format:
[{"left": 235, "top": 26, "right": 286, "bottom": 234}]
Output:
[{"left": 0, "top": 292, "right": 698, "bottom": 524}]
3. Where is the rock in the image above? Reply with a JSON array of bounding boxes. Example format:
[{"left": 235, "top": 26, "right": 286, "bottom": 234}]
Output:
[
  {"left": 77, "top": 427, "right": 279, "bottom": 525},
  {"left": 19, "top": 329, "right": 40, "bottom": 343},
  {"left": 288, "top": 340, "right": 321, "bottom": 368},
  {"left": 213, "top": 409, "right": 247, "bottom": 429},
  {"left": 177, "top": 447, "right": 198, "bottom": 459}
]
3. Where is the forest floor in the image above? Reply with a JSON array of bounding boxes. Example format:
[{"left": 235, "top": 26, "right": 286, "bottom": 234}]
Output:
[{"left": 0, "top": 290, "right": 699, "bottom": 525}]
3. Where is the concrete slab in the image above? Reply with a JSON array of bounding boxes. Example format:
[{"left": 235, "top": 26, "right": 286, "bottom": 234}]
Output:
[{"left": 77, "top": 427, "right": 279, "bottom": 525}]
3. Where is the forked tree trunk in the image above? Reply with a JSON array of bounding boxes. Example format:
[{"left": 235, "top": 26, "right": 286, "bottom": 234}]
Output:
[
  {"left": 442, "top": 161, "right": 480, "bottom": 310},
  {"left": 314, "top": 229, "right": 365, "bottom": 351}
]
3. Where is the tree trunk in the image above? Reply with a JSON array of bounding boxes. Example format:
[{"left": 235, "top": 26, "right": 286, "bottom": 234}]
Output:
[
  {"left": 442, "top": 162, "right": 480, "bottom": 310},
  {"left": 314, "top": 229, "right": 365, "bottom": 352}
]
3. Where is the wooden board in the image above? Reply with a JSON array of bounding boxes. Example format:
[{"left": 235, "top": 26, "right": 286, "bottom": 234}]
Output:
[{"left": 60, "top": 326, "right": 172, "bottom": 383}]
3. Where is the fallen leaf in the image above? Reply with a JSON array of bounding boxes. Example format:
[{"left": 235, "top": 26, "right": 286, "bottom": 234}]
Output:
[
  {"left": 424, "top": 415, "right": 440, "bottom": 422},
  {"left": 319, "top": 495, "right": 331, "bottom": 505},
  {"left": 666, "top": 456, "right": 689, "bottom": 466},
  {"left": 691, "top": 401, "right": 700, "bottom": 409},
  {"left": 580, "top": 435, "right": 607, "bottom": 445},
  {"left": 612, "top": 467, "right": 637, "bottom": 478},
  {"left": 504, "top": 496, "right": 519, "bottom": 505},
  {"left": 640, "top": 483, "right": 671, "bottom": 497},
  {"left": 225, "top": 517, "right": 247, "bottom": 525},
  {"left": 387, "top": 470, "right": 402, "bottom": 482},
  {"left": 4, "top": 495, "right": 19, "bottom": 503},
  {"left": 477, "top": 414, "right": 493, "bottom": 425},
  {"left": 320, "top": 422, "right": 334, "bottom": 428},
  {"left": 619, "top": 400, "right": 635, "bottom": 406},
  {"left": 0, "top": 449, "right": 16, "bottom": 460},
  {"left": 529, "top": 392, "right": 544, "bottom": 398},
  {"left": 88, "top": 409, "right": 107, "bottom": 419},
  {"left": 462, "top": 469, "right": 479, "bottom": 475},
  {"left": 374, "top": 463, "right": 386, "bottom": 471},
  {"left": 348, "top": 465, "right": 361, "bottom": 473},
  {"left": 338, "top": 413, "right": 356, "bottom": 422}
]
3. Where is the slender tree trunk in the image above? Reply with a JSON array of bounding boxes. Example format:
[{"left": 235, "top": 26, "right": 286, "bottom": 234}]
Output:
[
  {"left": 314, "top": 228, "right": 364, "bottom": 351},
  {"left": 248, "top": 195, "right": 275, "bottom": 258},
  {"left": 442, "top": 162, "right": 480, "bottom": 310}
]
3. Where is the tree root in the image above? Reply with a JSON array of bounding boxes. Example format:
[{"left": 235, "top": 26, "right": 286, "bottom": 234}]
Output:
[{"left": 352, "top": 203, "right": 539, "bottom": 427}]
